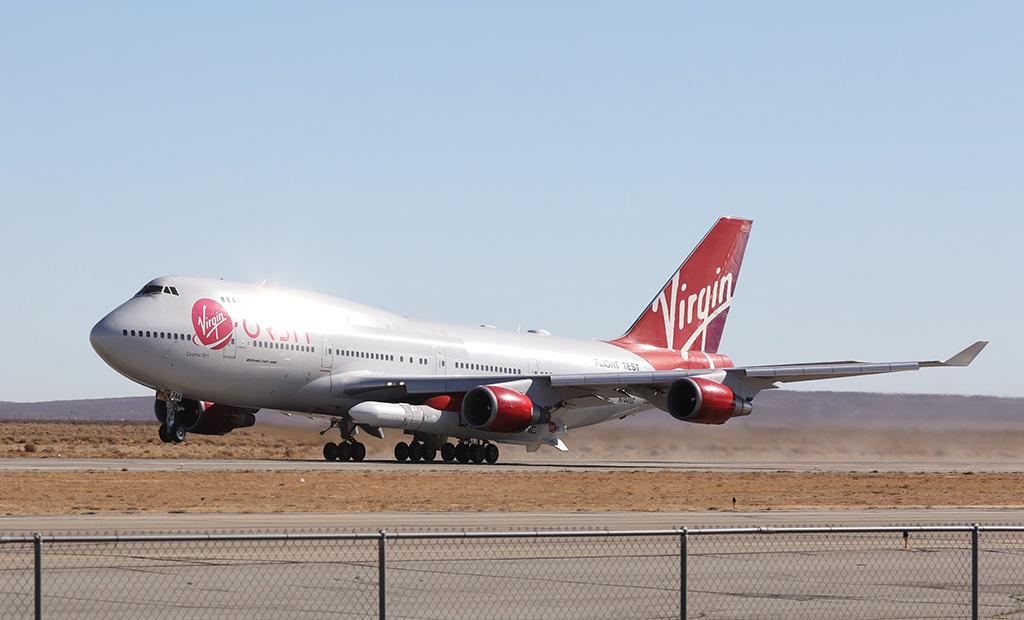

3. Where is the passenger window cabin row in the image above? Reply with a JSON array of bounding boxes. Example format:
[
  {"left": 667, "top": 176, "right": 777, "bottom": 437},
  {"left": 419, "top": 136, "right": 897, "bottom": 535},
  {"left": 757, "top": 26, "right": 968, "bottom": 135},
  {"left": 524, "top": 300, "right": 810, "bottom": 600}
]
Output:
[
  {"left": 118, "top": 330, "right": 524, "bottom": 374},
  {"left": 124, "top": 329, "right": 190, "bottom": 341},
  {"left": 254, "top": 340, "right": 313, "bottom": 353},
  {"left": 454, "top": 361, "right": 521, "bottom": 374},
  {"left": 121, "top": 329, "right": 312, "bottom": 353},
  {"left": 327, "top": 350, "right": 519, "bottom": 374},
  {"left": 330, "top": 349, "right": 428, "bottom": 365}
]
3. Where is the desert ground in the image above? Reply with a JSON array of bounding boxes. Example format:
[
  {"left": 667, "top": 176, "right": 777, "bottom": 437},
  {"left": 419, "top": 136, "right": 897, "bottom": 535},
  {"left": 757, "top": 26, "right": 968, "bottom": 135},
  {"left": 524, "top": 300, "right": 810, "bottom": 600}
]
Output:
[
  {"left": 3, "top": 469, "right": 1024, "bottom": 515},
  {"left": 4, "top": 419, "right": 1024, "bottom": 461},
  {"left": 1, "top": 421, "right": 1023, "bottom": 515}
]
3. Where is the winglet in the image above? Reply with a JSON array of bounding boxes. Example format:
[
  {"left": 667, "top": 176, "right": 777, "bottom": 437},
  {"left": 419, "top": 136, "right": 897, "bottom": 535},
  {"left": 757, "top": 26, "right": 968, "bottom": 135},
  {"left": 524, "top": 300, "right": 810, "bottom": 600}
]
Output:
[{"left": 942, "top": 341, "right": 989, "bottom": 367}]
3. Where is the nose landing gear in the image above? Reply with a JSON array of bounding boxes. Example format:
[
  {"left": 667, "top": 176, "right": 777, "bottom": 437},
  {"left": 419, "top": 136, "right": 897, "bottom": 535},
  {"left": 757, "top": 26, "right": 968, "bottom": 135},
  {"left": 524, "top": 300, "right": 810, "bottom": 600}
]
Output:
[{"left": 159, "top": 391, "right": 187, "bottom": 444}]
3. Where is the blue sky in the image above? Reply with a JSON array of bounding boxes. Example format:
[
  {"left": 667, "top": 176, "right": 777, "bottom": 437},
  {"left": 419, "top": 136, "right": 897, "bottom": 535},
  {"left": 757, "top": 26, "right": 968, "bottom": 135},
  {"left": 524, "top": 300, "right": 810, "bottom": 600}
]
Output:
[{"left": 1, "top": 3, "right": 1020, "bottom": 401}]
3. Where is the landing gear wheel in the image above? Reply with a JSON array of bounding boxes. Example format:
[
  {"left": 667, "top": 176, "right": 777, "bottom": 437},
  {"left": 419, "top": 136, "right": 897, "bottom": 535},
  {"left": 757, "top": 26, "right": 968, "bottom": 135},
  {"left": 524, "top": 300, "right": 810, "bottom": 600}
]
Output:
[
  {"left": 423, "top": 446, "right": 437, "bottom": 462},
  {"left": 394, "top": 442, "right": 410, "bottom": 462},
  {"left": 409, "top": 442, "right": 424, "bottom": 462},
  {"left": 323, "top": 442, "right": 338, "bottom": 461},
  {"left": 350, "top": 442, "right": 366, "bottom": 462},
  {"left": 455, "top": 443, "right": 470, "bottom": 464},
  {"left": 158, "top": 424, "right": 173, "bottom": 444},
  {"left": 337, "top": 442, "right": 352, "bottom": 462},
  {"left": 441, "top": 443, "right": 456, "bottom": 463},
  {"left": 170, "top": 424, "right": 186, "bottom": 444},
  {"left": 484, "top": 443, "right": 499, "bottom": 464},
  {"left": 471, "top": 445, "right": 485, "bottom": 464}
]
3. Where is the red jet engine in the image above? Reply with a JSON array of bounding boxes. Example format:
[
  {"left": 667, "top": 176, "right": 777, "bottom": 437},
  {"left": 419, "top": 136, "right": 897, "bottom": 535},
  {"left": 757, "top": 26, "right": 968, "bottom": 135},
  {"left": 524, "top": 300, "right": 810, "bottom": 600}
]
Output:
[
  {"left": 462, "top": 386, "right": 545, "bottom": 433},
  {"left": 665, "top": 377, "right": 752, "bottom": 425}
]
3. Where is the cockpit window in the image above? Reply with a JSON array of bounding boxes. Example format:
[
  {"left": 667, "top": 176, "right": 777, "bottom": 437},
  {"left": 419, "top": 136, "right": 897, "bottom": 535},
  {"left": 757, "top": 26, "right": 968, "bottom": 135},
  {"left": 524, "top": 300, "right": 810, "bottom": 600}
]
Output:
[
  {"left": 134, "top": 284, "right": 181, "bottom": 298},
  {"left": 134, "top": 285, "right": 163, "bottom": 297}
]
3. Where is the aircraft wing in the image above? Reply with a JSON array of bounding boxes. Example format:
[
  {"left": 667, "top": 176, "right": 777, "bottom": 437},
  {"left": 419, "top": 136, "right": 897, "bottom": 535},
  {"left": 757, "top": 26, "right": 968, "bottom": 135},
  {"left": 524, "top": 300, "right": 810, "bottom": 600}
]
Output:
[
  {"left": 551, "top": 340, "right": 989, "bottom": 400},
  {"left": 339, "top": 341, "right": 987, "bottom": 403}
]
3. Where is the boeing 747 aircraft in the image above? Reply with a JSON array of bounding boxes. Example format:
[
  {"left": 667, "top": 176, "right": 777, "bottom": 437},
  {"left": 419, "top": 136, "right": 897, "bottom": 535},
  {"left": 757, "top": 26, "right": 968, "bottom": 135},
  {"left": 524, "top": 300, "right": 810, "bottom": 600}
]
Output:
[{"left": 90, "top": 217, "right": 987, "bottom": 464}]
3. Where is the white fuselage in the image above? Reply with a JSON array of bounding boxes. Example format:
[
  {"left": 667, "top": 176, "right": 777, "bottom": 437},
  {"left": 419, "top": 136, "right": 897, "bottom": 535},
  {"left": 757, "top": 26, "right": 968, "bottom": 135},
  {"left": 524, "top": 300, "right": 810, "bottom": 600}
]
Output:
[{"left": 90, "top": 276, "right": 657, "bottom": 443}]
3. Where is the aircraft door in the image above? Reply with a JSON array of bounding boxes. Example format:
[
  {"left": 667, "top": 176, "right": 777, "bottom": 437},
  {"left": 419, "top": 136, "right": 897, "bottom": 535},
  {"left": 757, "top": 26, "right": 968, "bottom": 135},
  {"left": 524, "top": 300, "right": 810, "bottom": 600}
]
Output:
[
  {"left": 222, "top": 323, "right": 237, "bottom": 359},
  {"left": 321, "top": 338, "right": 334, "bottom": 393},
  {"left": 435, "top": 350, "right": 447, "bottom": 376},
  {"left": 321, "top": 338, "right": 333, "bottom": 370},
  {"left": 235, "top": 321, "right": 250, "bottom": 351}
]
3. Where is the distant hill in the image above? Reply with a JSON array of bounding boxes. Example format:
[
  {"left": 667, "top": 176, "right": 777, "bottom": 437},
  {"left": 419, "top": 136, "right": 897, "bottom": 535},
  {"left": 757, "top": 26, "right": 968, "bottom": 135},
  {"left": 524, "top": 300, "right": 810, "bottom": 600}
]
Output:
[
  {"left": 746, "top": 391, "right": 1023, "bottom": 429},
  {"left": 0, "top": 397, "right": 156, "bottom": 422},
  {"left": 0, "top": 391, "right": 1021, "bottom": 429}
]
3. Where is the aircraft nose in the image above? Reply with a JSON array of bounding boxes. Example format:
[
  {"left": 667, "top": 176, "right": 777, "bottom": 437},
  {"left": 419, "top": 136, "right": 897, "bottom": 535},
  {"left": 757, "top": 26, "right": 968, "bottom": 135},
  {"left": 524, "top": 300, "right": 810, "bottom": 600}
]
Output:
[{"left": 89, "top": 312, "right": 121, "bottom": 360}]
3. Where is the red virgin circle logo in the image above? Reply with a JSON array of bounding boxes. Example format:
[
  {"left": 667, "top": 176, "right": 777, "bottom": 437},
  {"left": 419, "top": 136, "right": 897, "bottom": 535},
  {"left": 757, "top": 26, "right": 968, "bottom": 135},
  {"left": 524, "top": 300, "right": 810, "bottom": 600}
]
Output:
[{"left": 191, "top": 298, "right": 233, "bottom": 350}]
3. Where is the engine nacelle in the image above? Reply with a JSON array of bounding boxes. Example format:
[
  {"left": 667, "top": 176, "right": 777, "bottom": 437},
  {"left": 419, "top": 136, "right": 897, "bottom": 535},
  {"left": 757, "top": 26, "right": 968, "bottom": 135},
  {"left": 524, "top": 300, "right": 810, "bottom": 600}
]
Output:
[
  {"left": 665, "top": 377, "right": 752, "bottom": 425},
  {"left": 154, "top": 398, "right": 256, "bottom": 435},
  {"left": 461, "top": 386, "right": 546, "bottom": 433}
]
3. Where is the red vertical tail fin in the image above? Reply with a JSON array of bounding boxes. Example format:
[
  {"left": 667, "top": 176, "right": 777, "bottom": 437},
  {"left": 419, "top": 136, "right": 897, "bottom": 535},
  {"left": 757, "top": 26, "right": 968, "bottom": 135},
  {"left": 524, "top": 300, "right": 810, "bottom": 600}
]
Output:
[{"left": 611, "top": 217, "right": 752, "bottom": 353}]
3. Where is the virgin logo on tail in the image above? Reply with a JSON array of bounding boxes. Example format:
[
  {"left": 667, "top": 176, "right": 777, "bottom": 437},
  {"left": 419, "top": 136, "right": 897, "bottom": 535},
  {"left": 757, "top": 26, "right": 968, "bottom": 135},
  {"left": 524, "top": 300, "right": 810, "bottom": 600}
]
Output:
[
  {"left": 652, "top": 267, "right": 734, "bottom": 351},
  {"left": 605, "top": 216, "right": 750, "bottom": 355},
  {"left": 192, "top": 298, "right": 233, "bottom": 350}
]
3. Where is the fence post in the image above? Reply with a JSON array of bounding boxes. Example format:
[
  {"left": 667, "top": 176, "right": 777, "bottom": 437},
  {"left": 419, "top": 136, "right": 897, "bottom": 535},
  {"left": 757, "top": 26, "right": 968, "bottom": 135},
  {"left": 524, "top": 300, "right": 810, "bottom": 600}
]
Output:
[
  {"left": 33, "top": 533, "right": 41, "bottom": 620},
  {"left": 680, "top": 528, "right": 688, "bottom": 620},
  {"left": 971, "top": 524, "right": 979, "bottom": 620},
  {"left": 378, "top": 530, "right": 387, "bottom": 620}
]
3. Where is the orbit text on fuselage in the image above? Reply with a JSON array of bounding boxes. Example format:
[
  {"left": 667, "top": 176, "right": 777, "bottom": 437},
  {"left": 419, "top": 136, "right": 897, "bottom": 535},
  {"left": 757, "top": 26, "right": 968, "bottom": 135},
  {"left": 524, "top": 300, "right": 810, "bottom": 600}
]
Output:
[{"left": 241, "top": 318, "right": 312, "bottom": 345}]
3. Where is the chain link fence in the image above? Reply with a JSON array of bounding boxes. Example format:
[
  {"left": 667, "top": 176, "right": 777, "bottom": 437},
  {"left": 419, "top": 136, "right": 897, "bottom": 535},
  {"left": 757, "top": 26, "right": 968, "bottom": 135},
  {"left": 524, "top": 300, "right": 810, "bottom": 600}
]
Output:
[{"left": 2, "top": 525, "right": 1023, "bottom": 618}]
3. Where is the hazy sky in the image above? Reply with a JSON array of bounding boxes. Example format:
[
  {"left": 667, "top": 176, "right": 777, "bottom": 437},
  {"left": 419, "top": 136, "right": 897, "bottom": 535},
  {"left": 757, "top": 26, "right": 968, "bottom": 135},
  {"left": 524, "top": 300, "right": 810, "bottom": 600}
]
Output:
[{"left": 1, "top": 3, "right": 1021, "bottom": 401}]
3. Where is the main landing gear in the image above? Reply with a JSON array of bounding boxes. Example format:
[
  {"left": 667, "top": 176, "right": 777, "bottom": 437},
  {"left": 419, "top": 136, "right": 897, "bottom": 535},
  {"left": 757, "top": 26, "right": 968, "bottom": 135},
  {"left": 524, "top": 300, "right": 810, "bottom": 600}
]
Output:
[
  {"left": 394, "top": 440, "right": 437, "bottom": 463},
  {"left": 396, "top": 440, "right": 499, "bottom": 464},
  {"left": 323, "top": 440, "right": 366, "bottom": 462},
  {"left": 321, "top": 418, "right": 366, "bottom": 462}
]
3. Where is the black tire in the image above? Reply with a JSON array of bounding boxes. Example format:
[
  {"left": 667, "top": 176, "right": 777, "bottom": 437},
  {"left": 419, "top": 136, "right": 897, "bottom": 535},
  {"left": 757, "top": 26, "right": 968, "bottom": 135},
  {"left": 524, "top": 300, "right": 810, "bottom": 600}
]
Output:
[
  {"left": 423, "top": 446, "right": 437, "bottom": 462},
  {"left": 337, "top": 442, "right": 352, "bottom": 462},
  {"left": 394, "top": 442, "right": 410, "bottom": 462},
  {"left": 171, "top": 424, "right": 186, "bottom": 443},
  {"left": 323, "top": 442, "right": 338, "bottom": 461},
  {"left": 455, "top": 443, "right": 470, "bottom": 464},
  {"left": 471, "top": 444, "right": 485, "bottom": 464},
  {"left": 158, "top": 424, "right": 172, "bottom": 444},
  {"left": 484, "top": 443, "right": 499, "bottom": 464},
  {"left": 409, "top": 442, "right": 424, "bottom": 462},
  {"left": 441, "top": 443, "right": 456, "bottom": 462},
  {"left": 351, "top": 442, "right": 366, "bottom": 462}
]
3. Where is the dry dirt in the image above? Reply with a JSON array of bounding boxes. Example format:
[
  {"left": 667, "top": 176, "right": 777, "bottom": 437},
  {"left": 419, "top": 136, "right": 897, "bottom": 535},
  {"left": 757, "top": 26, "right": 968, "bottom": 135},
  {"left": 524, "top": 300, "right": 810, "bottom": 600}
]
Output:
[
  {"left": 4, "top": 420, "right": 1024, "bottom": 462},
  {"left": 1, "top": 470, "right": 1022, "bottom": 515},
  {"left": 2, "top": 421, "right": 1023, "bottom": 515}
]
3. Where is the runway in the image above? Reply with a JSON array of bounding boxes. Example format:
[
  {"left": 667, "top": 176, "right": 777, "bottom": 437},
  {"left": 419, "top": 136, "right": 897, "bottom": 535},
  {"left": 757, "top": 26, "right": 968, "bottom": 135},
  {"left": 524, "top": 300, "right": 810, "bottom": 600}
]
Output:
[
  {"left": 4, "top": 455, "right": 1022, "bottom": 533},
  {"left": 2, "top": 456, "right": 1022, "bottom": 473},
  {"left": 2, "top": 508, "right": 1024, "bottom": 534}
]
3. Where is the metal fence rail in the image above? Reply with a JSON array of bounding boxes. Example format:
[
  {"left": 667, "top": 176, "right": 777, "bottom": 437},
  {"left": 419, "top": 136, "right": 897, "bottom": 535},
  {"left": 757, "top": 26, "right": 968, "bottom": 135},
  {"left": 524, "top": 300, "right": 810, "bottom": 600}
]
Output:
[{"left": 2, "top": 525, "right": 1023, "bottom": 618}]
